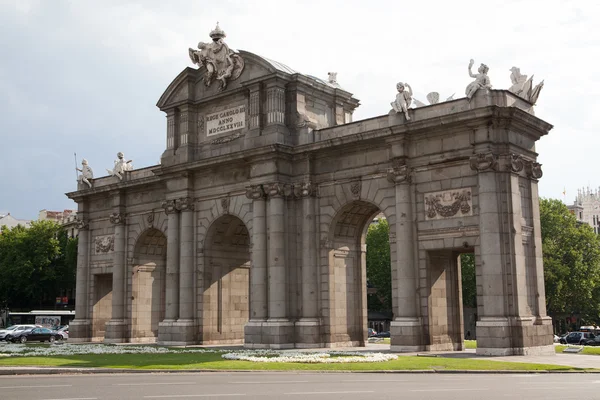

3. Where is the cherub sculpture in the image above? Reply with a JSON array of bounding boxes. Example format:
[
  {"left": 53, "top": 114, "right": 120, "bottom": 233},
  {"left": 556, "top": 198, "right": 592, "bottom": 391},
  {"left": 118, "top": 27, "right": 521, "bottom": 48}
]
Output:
[
  {"left": 391, "top": 82, "right": 413, "bottom": 120},
  {"left": 106, "top": 152, "right": 133, "bottom": 180},
  {"left": 465, "top": 59, "right": 491, "bottom": 100},
  {"left": 77, "top": 159, "right": 93, "bottom": 188}
]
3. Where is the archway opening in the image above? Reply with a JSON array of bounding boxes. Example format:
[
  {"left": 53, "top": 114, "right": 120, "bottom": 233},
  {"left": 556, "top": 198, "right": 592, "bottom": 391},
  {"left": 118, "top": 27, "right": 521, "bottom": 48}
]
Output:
[
  {"left": 203, "top": 215, "right": 250, "bottom": 344},
  {"left": 328, "top": 201, "right": 384, "bottom": 346},
  {"left": 131, "top": 228, "right": 167, "bottom": 342}
]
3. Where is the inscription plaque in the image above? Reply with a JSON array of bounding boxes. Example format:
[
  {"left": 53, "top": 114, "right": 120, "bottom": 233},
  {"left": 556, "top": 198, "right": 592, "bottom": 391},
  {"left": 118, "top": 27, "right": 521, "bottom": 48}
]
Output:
[{"left": 206, "top": 105, "right": 246, "bottom": 136}]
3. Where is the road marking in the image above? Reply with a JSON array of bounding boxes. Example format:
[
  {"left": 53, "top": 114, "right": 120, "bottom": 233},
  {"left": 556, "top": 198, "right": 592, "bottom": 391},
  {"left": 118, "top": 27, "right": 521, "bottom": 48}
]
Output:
[
  {"left": 0, "top": 384, "right": 72, "bottom": 389},
  {"left": 145, "top": 395, "right": 245, "bottom": 398},
  {"left": 285, "top": 391, "right": 375, "bottom": 395},
  {"left": 116, "top": 382, "right": 196, "bottom": 386},
  {"left": 229, "top": 381, "right": 310, "bottom": 384},
  {"left": 42, "top": 398, "right": 97, "bottom": 400},
  {"left": 411, "top": 388, "right": 486, "bottom": 392},
  {"left": 340, "top": 379, "right": 411, "bottom": 382}
]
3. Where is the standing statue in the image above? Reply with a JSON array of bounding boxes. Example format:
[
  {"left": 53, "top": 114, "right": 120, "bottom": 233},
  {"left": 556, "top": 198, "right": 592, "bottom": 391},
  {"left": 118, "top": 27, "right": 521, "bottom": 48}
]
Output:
[
  {"left": 188, "top": 23, "right": 245, "bottom": 90},
  {"left": 106, "top": 152, "right": 133, "bottom": 180},
  {"left": 465, "top": 59, "right": 491, "bottom": 100},
  {"left": 508, "top": 66, "right": 544, "bottom": 105},
  {"left": 391, "top": 82, "right": 413, "bottom": 120},
  {"left": 77, "top": 159, "right": 93, "bottom": 188}
]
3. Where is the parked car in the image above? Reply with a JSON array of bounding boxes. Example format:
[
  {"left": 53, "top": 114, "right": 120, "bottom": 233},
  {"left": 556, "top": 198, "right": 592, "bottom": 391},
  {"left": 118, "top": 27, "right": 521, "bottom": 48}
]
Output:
[
  {"left": 0, "top": 325, "right": 36, "bottom": 341},
  {"left": 559, "top": 331, "right": 596, "bottom": 345},
  {"left": 553, "top": 334, "right": 560, "bottom": 343},
  {"left": 368, "top": 328, "right": 377, "bottom": 337},
  {"left": 375, "top": 331, "right": 390, "bottom": 338},
  {"left": 584, "top": 336, "right": 600, "bottom": 346},
  {"left": 56, "top": 325, "right": 69, "bottom": 339},
  {"left": 5, "top": 327, "right": 62, "bottom": 343}
]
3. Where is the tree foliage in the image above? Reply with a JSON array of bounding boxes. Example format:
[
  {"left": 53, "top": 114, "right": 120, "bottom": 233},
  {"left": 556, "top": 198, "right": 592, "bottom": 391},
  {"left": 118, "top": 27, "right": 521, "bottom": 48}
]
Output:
[
  {"left": 460, "top": 253, "right": 476, "bottom": 308},
  {"left": 0, "top": 220, "right": 77, "bottom": 310},
  {"left": 540, "top": 198, "right": 600, "bottom": 324},
  {"left": 366, "top": 219, "right": 392, "bottom": 312}
]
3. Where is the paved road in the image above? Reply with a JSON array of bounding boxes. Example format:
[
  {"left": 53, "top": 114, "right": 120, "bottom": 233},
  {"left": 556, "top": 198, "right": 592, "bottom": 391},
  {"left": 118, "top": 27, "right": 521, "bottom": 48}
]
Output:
[{"left": 1, "top": 372, "right": 599, "bottom": 400}]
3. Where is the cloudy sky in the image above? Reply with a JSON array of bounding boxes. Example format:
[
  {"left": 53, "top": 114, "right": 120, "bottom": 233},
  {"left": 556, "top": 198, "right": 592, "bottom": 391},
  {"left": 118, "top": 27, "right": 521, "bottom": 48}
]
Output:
[{"left": 1, "top": 0, "right": 598, "bottom": 220}]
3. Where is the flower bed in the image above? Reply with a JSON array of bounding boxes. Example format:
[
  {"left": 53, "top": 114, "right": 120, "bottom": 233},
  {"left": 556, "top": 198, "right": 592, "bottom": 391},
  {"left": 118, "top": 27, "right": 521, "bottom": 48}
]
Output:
[{"left": 222, "top": 350, "right": 397, "bottom": 363}]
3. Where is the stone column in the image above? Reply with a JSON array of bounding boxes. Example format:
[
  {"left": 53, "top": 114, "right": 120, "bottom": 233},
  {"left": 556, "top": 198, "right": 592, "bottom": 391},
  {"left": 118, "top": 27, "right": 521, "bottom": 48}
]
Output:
[
  {"left": 163, "top": 200, "right": 180, "bottom": 321},
  {"left": 387, "top": 164, "right": 424, "bottom": 352},
  {"left": 104, "top": 212, "right": 127, "bottom": 343},
  {"left": 70, "top": 218, "right": 91, "bottom": 342},
  {"left": 266, "top": 183, "right": 287, "bottom": 319},
  {"left": 177, "top": 197, "right": 194, "bottom": 321}
]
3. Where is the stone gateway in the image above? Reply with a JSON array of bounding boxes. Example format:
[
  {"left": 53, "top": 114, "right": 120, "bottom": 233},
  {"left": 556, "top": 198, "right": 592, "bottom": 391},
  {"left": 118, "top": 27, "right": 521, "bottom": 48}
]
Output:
[{"left": 67, "top": 25, "right": 554, "bottom": 356}]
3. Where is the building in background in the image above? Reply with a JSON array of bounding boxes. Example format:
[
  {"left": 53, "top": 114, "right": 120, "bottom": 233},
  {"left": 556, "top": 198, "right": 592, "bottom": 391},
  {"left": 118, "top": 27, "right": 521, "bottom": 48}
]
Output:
[
  {"left": 38, "top": 209, "right": 79, "bottom": 238},
  {"left": 567, "top": 187, "right": 600, "bottom": 232},
  {"left": 0, "top": 213, "right": 31, "bottom": 232}
]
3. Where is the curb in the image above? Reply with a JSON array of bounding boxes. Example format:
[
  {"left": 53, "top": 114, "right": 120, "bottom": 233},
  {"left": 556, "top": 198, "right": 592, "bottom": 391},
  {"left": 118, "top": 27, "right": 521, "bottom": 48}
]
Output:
[{"left": 1, "top": 368, "right": 599, "bottom": 376}]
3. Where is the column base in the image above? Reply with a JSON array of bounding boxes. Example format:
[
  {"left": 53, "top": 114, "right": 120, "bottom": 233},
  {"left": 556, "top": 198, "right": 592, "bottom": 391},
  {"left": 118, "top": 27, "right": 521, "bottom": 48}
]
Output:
[
  {"left": 294, "top": 318, "right": 323, "bottom": 348},
  {"left": 157, "top": 319, "right": 198, "bottom": 345},
  {"left": 244, "top": 319, "right": 295, "bottom": 349},
  {"left": 390, "top": 318, "right": 426, "bottom": 352},
  {"left": 475, "top": 317, "right": 554, "bottom": 356},
  {"left": 67, "top": 319, "right": 91, "bottom": 343},
  {"left": 104, "top": 320, "right": 127, "bottom": 343}
]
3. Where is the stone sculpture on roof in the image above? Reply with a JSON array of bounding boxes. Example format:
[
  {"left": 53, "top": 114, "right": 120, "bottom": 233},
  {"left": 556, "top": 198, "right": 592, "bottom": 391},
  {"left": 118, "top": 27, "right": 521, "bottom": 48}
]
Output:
[
  {"left": 413, "top": 92, "right": 455, "bottom": 107},
  {"left": 188, "top": 23, "right": 245, "bottom": 90},
  {"left": 465, "top": 59, "right": 491, "bottom": 100},
  {"left": 76, "top": 159, "right": 93, "bottom": 188},
  {"left": 106, "top": 152, "right": 133, "bottom": 180},
  {"left": 391, "top": 82, "right": 413, "bottom": 120},
  {"left": 508, "top": 66, "right": 544, "bottom": 105}
]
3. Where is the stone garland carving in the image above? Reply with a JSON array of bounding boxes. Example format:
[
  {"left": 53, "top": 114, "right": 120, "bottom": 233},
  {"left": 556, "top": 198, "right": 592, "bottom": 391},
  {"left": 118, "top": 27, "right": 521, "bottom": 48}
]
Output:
[
  {"left": 210, "top": 132, "right": 242, "bottom": 145},
  {"left": 221, "top": 197, "right": 230, "bottom": 214},
  {"left": 94, "top": 235, "right": 115, "bottom": 254},
  {"left": 350, "top": 182, "right": 361, "bottom": 199},
  {"left": 188, "top": 23, "right": 245, "bottom": 91},
  {"left": 469, "top": 152, "right": 498, "bottom": 172},
  {"left": 424, "top": 189, "right": 473, "bottom": 220},
  {"left": 387, "top": 163, "right": 411, "bottom": 184},
  {"left": 161, "top": 199, "right": 177, "bottom": 214},
  {"left": 176, "top": 197, "right": 195, "bottom": 212},
  {"left": 109, "top": 212, "right": 124, "bottom": 225},
  {"left": 197, "top": 116, "right": 204, "bottom": 133},
  {"left": 245, "top": 185, "right": 265, "bottom": 200}
]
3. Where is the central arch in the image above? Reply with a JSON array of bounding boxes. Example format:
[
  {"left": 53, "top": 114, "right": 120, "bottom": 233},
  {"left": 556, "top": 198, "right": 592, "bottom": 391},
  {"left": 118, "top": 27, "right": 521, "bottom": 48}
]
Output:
[
  {"left": 327, "top": 200, "right": 384, "bottom": 346},
  {"left": 202, "top": 215, "right": 251, "bottom": 344}
]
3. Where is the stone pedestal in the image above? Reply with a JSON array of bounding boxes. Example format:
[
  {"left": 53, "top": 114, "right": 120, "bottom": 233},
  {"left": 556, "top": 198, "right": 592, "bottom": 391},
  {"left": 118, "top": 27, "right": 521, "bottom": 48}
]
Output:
[
  {"left": 476, "top": 317, "right": 554, "bottom": 356},
  {"left": 104, "top": 320, "right": 127, "bottom": 343},
  {"left": 390, "top": 318, "right": 425, "bottom": 352},
  {"left": 295, "top": 319, "right": 322, "bottom": 348},
  {"left": 67, "top": 319, "right": 91, "bottom": 343},
  {"left": 243, "top": 320, "right": 294, "bottom": 349},
  {"left": 157, "top": 320, "right": 197, "bottom": 345}
]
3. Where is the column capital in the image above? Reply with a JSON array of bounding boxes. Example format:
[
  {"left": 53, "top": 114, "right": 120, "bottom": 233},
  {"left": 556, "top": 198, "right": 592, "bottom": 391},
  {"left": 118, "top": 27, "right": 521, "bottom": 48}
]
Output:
[
  {"left": 387, "top": 163, "right": 411, "bottom": 184},
  {"left": 161, "top": 199, "right": 178, "bottom": 214},
  {"left": 246, "top": 184, "right": 266, "bottom": 200},
  {"left": 524, "top": 160, "right": 543, "bottom": 180},
  {"left": 109, "top": 212, "right": 125, "bottom": 225},
  {"left": 176, "top": 197, "right": 195, "bottom": 212},
  {"left": 296, "top": 181, "right": 316, "bottom": 198},
  {"left": 469, "top": 152, "right": 498, "bottom": 172},
  {"left": 265, "top": 182, "right": 284, "bottom": 198},
  {"left": 76, "top": 218, "right": 89, "bottom": 230}
]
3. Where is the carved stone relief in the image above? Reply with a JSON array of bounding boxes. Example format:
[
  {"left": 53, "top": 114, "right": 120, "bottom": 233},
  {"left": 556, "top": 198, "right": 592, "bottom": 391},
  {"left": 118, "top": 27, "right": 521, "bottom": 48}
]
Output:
[
  {"left": 424, "top": 188, "right": 473, "bottom": 220},
  {"left": 469, "top": 152, "right": 498, "bottom": 172},
  {"left": 109, "top": 213, "right": 124, "bottom": 225},
  {"left": 176, "top": 197, "right": 195, "bottom": 212},
  {"left": 387, "top": 161, "right": 411, "bottom": 184},
  {"left": 221, "top": 197, "right": 230, "bottom": 214},
  {"left": 94, "top": 235, "right": 115, "bottom": 254},
  {"left": 525, "top": 161, "right": 543, "bottom": 179},
  {"left": 350, "top": 182, "right": 361, "bottom": 199},
  {"left": 161, "top": 199, "right": 177, "bottom": 214}
]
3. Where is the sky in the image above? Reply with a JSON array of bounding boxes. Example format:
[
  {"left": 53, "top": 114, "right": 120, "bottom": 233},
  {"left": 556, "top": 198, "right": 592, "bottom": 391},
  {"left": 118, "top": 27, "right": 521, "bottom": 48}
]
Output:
[{"left": 1, "top": 0, "right": 599, "bottom": 220}]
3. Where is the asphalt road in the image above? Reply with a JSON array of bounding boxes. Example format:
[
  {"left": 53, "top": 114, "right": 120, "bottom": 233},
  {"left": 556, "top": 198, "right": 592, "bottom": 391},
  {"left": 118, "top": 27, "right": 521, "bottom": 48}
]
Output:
[{"left": 0, "top": 372, "right": 599, "bottom": 400}]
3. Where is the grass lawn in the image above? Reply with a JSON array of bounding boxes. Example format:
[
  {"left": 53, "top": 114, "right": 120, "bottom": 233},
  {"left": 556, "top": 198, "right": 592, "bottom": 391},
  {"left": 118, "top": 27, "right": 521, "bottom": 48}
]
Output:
[
  {"left": 554, "top": 345, "right": 600, "bottom": 355},
  {"left": 0, "top": 348, "right": 584, "bottom": 371}
]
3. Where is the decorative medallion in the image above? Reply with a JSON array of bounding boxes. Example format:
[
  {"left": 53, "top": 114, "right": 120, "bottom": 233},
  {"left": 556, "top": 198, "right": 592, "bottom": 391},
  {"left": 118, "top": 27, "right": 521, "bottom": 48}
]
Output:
[
  {"left": 350, "top": 182, "right": 361, "bottom": 199},
  {"left": 509, "top": 154, "right": 524, "bottom": 173},
  {"left": 109, "top": 213, "right": 124, "bottom": 225},
  {"left": 469, "top": 152, "right": 498, "bottom": 172},
  {"left": 525, "top": 161, "right": 543, "bottom": 179},
  {"left": 424, "top": 188, "right": 473, "bottom": 220},
  {"left": 188, "top": 23, "right": 245, "bottom": 90},
  {"left": 387, "top": 162, "right": 411, "bottom": 184},
  {"left": 94, "top": 235, "right": 115, "bottom": 254},
  {"left": 245, "top": 185, "right": 265, "bottom": 200},
  {"left": 221, "top": 197, "right": 230, "bottom": 214}
]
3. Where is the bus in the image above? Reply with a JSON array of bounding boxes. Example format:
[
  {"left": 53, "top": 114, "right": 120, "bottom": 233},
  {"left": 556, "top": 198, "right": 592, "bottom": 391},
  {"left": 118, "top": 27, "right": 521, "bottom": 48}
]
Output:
[{"left": 7, "top": 310, "right": 76, "bottom": 328}]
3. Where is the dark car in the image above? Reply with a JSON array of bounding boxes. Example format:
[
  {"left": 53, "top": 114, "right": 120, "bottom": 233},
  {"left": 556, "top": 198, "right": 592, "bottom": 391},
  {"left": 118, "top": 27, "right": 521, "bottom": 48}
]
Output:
[
  {"left": 6, "top": 327, "right": 62, "bottom": 343},
  {"left": 375, "top": 331, "right": 390, "bottom": 338},
  {"left": 559, "top": 331, "right": 595, "bottom": 345}
]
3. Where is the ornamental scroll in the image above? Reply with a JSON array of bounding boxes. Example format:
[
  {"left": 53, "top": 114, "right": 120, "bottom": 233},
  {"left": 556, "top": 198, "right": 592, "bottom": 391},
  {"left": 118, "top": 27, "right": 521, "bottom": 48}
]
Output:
[{"left": 424, "top": 188, "right": 473, "bottom": 220}]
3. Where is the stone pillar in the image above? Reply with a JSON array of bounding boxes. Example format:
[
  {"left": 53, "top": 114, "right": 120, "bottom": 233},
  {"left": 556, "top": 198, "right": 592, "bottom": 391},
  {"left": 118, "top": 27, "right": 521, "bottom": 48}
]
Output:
[
  {"left": 387, "top": 163, "right": 424, "bottom": 352},
  {"left": 266, "top": 86, "right": 285, "bottom": 126},
  {"left": 104, "top": 212, "right": 127, "bottom": 343},
  {"left": 471, "top": 152, "right": 553, "bottom": 356},
  {"left": 244, "top": 185, "right": 268, "bottom": 348},
  {"left": 69, "top": 218, "right": 91, "bottom": 342},
  {"left": 248, "top": 85, "right": 261, "bottom": 131},
  {"left": 164, "top": 200, "right": 180, "bottom": 321},
  {"left": 174, "top": 197, "right": 197, "bottom": 344},
  {"left": 296, "top": 182, "right": 321, "bottom": 347}
]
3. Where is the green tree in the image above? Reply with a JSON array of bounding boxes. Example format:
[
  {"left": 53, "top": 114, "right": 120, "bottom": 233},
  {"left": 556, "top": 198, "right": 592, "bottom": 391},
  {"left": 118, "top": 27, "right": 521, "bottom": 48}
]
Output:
[
  {"left": 460, "top": 253, "right": 477, "bottom": 308},
  {"left": 366, "top": 219, "right": 392, "bottom": 311},
  {"left": 540, "top": 198, "right": 600, "bottom": 324},
  {"left": 0, "top": 220, "right": 77, "bottom": 310}
]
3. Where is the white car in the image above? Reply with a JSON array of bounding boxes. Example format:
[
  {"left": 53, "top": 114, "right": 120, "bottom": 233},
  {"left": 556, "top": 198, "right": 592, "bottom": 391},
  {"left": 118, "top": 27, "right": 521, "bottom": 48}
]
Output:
[{"left": 0, "top": 325, "right": 37, "bottom": 341}]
